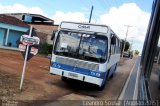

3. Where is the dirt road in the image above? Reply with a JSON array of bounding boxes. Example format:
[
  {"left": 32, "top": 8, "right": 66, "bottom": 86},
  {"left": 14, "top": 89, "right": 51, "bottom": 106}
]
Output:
[{"left": 0, "top": 49, "right": 136, "bottom": 105}]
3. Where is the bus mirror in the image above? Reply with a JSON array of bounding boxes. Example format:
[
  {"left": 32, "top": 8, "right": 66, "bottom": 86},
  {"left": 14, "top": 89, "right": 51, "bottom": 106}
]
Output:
[
  {"left": 51, "top": 31, "right": 56, "bottom": 40},
  {"left": 111, "top": 36, "right": 116, "bottom": 45}
]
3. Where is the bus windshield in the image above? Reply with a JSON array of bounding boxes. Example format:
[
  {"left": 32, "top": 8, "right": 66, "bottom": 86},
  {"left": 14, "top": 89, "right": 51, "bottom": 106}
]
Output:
[{"left": 54, "top": 30, "right": 108, "bottom": 63}]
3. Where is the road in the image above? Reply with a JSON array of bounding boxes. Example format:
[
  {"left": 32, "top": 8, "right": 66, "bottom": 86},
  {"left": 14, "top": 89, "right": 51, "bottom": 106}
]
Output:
[{"left": 0, "top": 49, "right": 137, "bottom": 105}]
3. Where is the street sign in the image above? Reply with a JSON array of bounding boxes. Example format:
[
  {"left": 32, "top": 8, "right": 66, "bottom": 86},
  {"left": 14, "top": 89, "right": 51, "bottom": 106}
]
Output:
[
  {"left": 19, "top": 26, "right": 40, "bottom": 90},
  {"left": 30, "top": 47, "right": 38, "bottom": 55},
  {"left": 19, "top": 35, "right": 40, "bottom": 56},
  {"left": 19, "top": 44, "right": 26, "bottom": 52},
  {"left": 19, "top": 27, "right": 40, "bottom": 60},
  {"left": 20, "top": 35, "right": 40, "bottom": 46}
]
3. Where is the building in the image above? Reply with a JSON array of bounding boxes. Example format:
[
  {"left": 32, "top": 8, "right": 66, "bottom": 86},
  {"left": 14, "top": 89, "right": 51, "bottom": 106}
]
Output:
[
  {"left": 0, "top": 14, "right": 29, "bottom": 50},
  {"left": 6, "top": 13, "right": 58, "bottom": 44},
  {"left": 28, "top": 23, "right": 58, "bottom": 44}
]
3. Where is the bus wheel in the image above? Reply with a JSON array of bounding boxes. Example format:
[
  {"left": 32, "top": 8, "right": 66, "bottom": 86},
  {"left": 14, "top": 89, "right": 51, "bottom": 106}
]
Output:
[
  {"left": 98, "top": 70, "right": 110, "bottom": 91},
  {"left": 110, "top": 74, "right": 114, "bottom": 79},
  {"left": 61, "top": 76, "right": 67, "bottom": 82},
  {"left": 97, "top": 81, "right": 106, "bottom": 91},
  {"left": 110, "top": 64, "right": 117, "bottom": 79}
]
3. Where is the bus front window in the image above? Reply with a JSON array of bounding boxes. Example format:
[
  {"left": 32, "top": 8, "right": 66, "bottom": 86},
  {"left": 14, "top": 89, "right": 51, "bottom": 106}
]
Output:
[{"left": 54, "top": 31, "right": 108, "bottom": 63}]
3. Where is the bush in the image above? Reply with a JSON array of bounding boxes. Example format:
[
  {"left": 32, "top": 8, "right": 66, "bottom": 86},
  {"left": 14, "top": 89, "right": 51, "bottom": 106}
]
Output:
[{"left": 39, "top": 43, "right": 53, "bottom": 55}]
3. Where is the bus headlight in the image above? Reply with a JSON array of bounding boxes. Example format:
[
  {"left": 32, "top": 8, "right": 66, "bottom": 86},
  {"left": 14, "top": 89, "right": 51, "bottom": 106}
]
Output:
[
  {"left": 96, "top": 73, "right": 101, "bottom": 77},
  {"left": 57, "top": 64, "right": 61, "bottom": 68},
  {"left": 51, "top": 62, "right": 56, "bottom": 67},
  {"left": 90, "top": 71, "right": 101, "bottom": 77},
  {"left": 52, "top": 62, "right": 61, "bottom": 68},
  {"left": 90, "top": 71, "right": 106, "bottom": 78}
]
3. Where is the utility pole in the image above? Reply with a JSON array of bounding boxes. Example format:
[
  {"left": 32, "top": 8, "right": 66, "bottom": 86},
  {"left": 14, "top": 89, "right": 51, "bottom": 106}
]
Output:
[
  {"left": 130, "top": 37, "right": 135, "bottom": 50},
  {"left": 130, "top": 39, "right": 133, "bottom": 50},
  {"left": 122, "top": 25, "right": 132, "bottom": 58},
  {"left": 89, "top": 5, "right": 94, "bottom": 23}
]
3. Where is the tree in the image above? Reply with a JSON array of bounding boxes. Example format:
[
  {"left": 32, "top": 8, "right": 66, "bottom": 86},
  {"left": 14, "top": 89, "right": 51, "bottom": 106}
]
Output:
[
  {"left": 135, "top": 50, "right": 139, "bottom": 55},
  {"left": 121, "top": 39, "right": 130, "bottom": 52},
  {"left": 39, "top": 43, "right": 53, "bottom": 55}
]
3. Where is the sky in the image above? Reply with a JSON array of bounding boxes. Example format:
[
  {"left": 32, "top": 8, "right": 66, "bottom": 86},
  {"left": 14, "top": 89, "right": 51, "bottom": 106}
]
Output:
[{"left": 0, "top": 0, "right": 153, "bottom": 53}]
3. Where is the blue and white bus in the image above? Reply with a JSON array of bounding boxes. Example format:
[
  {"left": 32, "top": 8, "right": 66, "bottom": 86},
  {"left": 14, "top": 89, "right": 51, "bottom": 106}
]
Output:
[{"left": 49, "top": 21, "right": 121, "bottom": 90}]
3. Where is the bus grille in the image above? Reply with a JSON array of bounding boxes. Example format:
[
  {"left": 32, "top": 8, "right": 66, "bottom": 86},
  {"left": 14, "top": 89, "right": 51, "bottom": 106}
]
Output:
[{"left": 55, "top": 57, "right": 99, "bottom": 71}]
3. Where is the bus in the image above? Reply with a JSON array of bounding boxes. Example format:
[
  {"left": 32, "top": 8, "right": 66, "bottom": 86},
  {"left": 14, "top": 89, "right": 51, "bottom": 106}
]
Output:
[{"left": 49, "top": 21, "right": 121, "bottom": 90}]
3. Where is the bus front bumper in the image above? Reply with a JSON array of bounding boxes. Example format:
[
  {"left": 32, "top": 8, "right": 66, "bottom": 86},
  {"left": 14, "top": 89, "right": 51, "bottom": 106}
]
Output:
[{"left": 50, "top": 67, "right": 103, "bottom": 86}]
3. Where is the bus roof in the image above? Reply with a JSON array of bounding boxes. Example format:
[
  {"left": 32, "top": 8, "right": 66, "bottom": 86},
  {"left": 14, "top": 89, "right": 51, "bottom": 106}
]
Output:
[
  {"left": 60, "top": 21, "right": 109, "bottom": 34},
  {"left": 59, "top": 21, "right": 121, "bottom": 40}
]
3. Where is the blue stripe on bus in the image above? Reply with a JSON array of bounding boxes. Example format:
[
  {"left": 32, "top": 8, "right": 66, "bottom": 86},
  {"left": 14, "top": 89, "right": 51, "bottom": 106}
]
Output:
[{"left": 51, "top": 62, "right": 106, "bottom": 79}]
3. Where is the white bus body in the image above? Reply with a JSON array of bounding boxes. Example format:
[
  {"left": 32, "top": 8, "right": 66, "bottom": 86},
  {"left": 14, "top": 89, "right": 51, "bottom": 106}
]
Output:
[{"left": 49, "top": 21, "right": 121, "bottom": 90}]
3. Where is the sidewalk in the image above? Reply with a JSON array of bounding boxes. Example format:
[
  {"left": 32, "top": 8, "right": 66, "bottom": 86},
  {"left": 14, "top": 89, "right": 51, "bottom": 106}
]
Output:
[{"left": 118, "top": 57, "right": 140, "bottom": 100}]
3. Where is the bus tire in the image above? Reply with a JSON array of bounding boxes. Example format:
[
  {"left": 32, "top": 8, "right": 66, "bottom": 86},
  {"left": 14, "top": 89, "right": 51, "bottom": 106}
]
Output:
[
  {"left": 61, "top": 76, "right": 67, "bottom": 82},
  {"left": 98, "top": 84, "right": 105, "bottom": 91},
  {"left": 110, "top": 74, "right": 114, "bottom": 79},
  {"left": 110, "top": 64, "right": 117, "bottom": 79},
  {"left": 98, "top": 70, "right": 110, "bottom": 91}
]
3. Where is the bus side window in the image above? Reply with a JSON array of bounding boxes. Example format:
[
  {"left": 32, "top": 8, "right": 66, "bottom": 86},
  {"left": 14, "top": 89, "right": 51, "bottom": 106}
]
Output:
[
  {"left": 111, "top": 36, "right": 116, "bottom": 45},
  {"left": 116, "top": 39, "right": 120, "bottom": 53},
  {"left": 111, "top": 35, "right": 116, "bottom": 54}
]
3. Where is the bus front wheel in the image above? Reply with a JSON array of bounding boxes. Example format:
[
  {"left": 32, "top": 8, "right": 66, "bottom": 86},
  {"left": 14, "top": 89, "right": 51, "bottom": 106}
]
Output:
[
  {"left": 97, "top": 70, "right": 110, "bottom": 91},
  {"left": 97, "top": 81, "right": 106, "bottom": 91}
]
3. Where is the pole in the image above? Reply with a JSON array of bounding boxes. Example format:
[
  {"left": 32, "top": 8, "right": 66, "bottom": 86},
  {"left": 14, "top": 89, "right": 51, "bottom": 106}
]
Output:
[
  {"left": 130, "top": 39, "right": 133, "bottom": 50},
  {"left": 89, "top": 5, "right": 93, "bottom": 23},
  {"left": 20, "top": 26, "right": 32, "bottom": 90},
  {"left": 122, "top": 25, "right": 132, "bottom": 58}
]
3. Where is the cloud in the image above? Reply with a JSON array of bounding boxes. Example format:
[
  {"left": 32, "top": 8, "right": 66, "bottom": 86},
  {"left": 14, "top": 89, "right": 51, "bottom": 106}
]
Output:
[
  {"left": 99, "top": 3, "right": 150, "bottom": 52},
  {"left": 0, "top": 3, "right": 44, "bottom": 15},
  {"left": 52, "top": 3, "right": 150, "bottom": 52},
  {"left": 0, "top": 3, "right": 150, "bottom": 52},
  {"left": 52, "top": 11, "right": 88, "bottom": 24}
]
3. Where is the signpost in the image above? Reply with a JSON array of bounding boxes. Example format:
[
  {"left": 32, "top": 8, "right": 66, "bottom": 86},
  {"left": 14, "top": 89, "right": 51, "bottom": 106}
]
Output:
[{"left": 19, "top": 26, "right": 40, "bottom": 90}]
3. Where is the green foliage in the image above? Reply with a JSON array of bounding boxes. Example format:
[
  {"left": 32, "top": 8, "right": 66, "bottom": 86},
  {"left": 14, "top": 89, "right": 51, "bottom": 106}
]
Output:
[
  {"left": 39, "top": 43, "right": 53, "bottom": 55},
  {"left": 121, "top": 39, "right": 130, "bottom": 51},
  {"left": 135, "top": 50, "right": 140, "bottom": 55}
]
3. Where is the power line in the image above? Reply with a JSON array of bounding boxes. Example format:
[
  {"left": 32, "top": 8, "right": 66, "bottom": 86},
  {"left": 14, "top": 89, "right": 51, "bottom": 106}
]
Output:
[{"left": 122, "top": 25, "right": 133, "bottom": 58}]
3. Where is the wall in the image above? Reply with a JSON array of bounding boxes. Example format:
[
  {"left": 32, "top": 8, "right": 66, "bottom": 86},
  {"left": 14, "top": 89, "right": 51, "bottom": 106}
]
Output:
[
  {"left": 0, "top": 28, "right": 6, "bottom": 45},
  {"left": 24, "top": 15, "right": 32, "bottom": 22},
  {"left": 0, "top": 23, "right": 28, "bottom": 32},
  {"left": 7, "top": 30, "right": 24, "bottom": 47},
  {"left": 0, "top": 23, "right": 29, "bottom": 48}
]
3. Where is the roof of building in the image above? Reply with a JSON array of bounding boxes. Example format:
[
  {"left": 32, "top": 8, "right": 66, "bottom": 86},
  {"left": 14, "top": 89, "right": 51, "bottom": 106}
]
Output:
[
  {"left": 0, "top": 14, "right": 29, "bottom": 27},
  {"left": 6, "top": 13, "right": 54, "bottom": 25}
]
